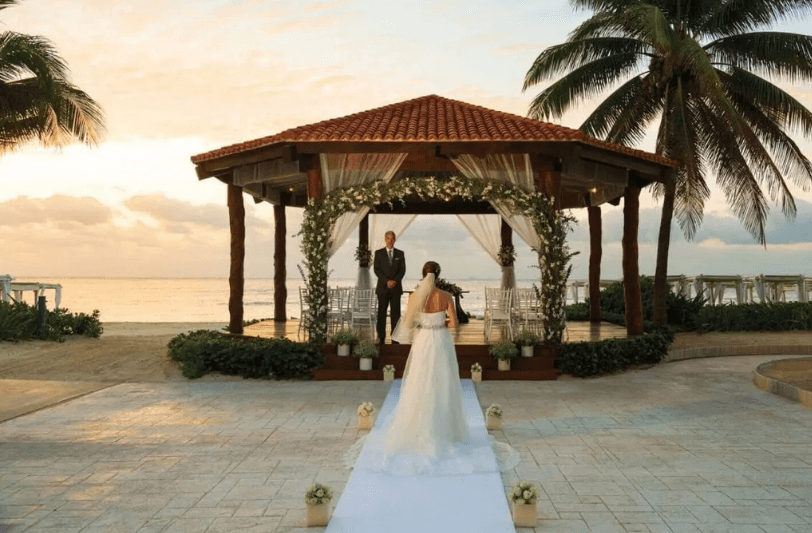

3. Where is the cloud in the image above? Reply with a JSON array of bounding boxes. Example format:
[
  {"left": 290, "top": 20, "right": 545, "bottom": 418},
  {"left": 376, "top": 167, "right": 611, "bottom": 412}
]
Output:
[{"left": 0, "top": 196, "right": 114, "bottom": 227}]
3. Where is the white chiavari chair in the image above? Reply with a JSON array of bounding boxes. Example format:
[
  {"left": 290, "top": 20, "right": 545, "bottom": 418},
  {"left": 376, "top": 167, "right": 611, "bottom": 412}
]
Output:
[
  {"left": 513, "top": 287, "right": 543, "bottom": 336},
  {"left": 350, "top": 288, "right": 377, "bottom": 342},
  {"left": 484, "top": 287, "right": 513, "bottom": 342}
]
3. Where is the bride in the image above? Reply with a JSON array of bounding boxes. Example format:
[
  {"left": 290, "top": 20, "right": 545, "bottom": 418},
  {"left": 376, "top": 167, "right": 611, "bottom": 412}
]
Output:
[
  {"left": 350, "top": 260, "right": 514, "bottom": 476},
  {"left": 382, "top": 261, "right": 469, "bottom": 462}
]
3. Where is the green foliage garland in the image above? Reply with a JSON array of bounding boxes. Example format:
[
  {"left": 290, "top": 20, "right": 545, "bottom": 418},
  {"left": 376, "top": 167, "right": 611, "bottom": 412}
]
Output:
[{"left": 300, "top": 175, "right": 574, "bottom": 344}]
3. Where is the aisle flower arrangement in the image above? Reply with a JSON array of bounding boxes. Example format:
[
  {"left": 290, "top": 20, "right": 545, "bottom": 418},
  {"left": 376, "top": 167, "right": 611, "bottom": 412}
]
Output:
[
  {"left": 357, "top": 401, "right": 375, "bottom": 429},
  {"left": 382, "top": 364, "right": 396, "bottom": 381},
  {"left": 485, "top": 404, "right": 502, "bottom": 419},
  {"left": 471, "top": 362, "right": 483, "bottom": 382},
  {"left": 305, "top": 483, "right": 334, "bottom": 506},
  {"left": 485, "top": 403, "right": 503, "bottom": 430},
  {"left": 304, "top": 483, "right": 334, "bottom": 526},
  {"left": 299, "top": 175, "right": 574, "bottom": 343},
  {"left": 508, "top": 480, "right": 539, "bottom": 527}
]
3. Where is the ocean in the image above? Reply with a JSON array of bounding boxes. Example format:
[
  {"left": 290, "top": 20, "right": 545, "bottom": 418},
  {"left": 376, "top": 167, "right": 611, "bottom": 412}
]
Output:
[
  {"left": 8, "top": 277, "right": 543, "bottom": 323},
  {"left": 8, "top": 277, "right": 803, "bottom": 323}
]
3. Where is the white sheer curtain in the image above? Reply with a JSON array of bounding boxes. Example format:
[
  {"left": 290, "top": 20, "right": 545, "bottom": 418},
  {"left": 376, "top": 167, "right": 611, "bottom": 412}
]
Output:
[
  {"left": 369, "top": 214, "right": 418, "bottom": 250},
  {"left": 321, "top": 153, "right": 407, "bottom": 257},
  {"left": 455, "top": 214, "right": 515, "bottom": 290},
  {"left": 452, "top": 154, "right": 542, "bottom": 251}
]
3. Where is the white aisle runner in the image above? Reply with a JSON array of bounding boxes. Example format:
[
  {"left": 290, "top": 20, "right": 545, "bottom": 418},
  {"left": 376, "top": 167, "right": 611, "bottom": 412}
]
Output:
[{"left": 326, "top": 380, "right": 516, "bottom": 533}]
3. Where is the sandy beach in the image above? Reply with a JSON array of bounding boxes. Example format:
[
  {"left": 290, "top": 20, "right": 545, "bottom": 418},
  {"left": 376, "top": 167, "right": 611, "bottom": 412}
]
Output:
[{"left": 1, "top": 322, "right": 811, "bottom": 383}]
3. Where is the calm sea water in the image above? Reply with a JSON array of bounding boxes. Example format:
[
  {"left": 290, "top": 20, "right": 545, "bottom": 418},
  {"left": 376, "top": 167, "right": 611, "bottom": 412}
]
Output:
[
  {"left": 10, "top": 277, "right": 801, "bottom": 323},
  {"left": 11, "top": 277, "right": 544, "bottom": 323}
]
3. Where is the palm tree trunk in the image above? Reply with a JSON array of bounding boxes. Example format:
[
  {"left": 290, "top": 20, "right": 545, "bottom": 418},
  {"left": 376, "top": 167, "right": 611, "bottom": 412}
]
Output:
[
  {"left": 652, "top": 177, "right": 676, "bottom": 325},
  {"left": 587, "top": 205, "right": 602, "bottom": 323},
  {"left": 623, "top": 186, "right": 644, "bottom": 336}
]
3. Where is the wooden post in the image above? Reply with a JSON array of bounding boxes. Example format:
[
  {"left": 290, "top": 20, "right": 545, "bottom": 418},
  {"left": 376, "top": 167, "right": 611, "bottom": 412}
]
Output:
[
  {"left": 622, "top": 186, "right": 644, "bottom": 336},
  {"left": 306, "top": 156, "right": 324, "bottom": 201},
  {"left": 500, "top": 218, "right": 513, "bottom": 249},
  {"left": 228, "top": 184, "right": 245, "bottom": 335},
  {"left": 273, "top": 204, "right": 286, "bottom": 322},
  {"left": 588, "top": 205, "right": 602, "bottom": 323},
  {"left": 359, "top": 213, "right": 370, "bottom": 267}
]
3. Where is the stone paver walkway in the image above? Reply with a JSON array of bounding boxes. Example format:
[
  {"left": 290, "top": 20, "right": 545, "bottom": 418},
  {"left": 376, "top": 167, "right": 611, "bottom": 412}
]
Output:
[{"left": 2, "top": 355, "right": 812, "bottom": 532}]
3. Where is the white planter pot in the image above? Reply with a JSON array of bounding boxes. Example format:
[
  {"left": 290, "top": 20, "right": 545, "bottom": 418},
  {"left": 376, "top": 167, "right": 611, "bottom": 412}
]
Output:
[
  {"left": 358, "top": 414, "right": 374, "bottom": 429},
  {"left": 497, "top": 359, "right": 511, "bottom": 371},
  {"left": 521, "top": 345, "right": 534, "bottom": 358},
  {"left": 471, "top": 371, "right": 482, "bottom": 383},
  {"left": 383, "top": 370, "right": 395, "bottom": 382},
  {"left": 337, "top": 344, "right": 350, "bottom": 356},
  {"left": 512, "top": 502, "right": 537, "bottom": 527},
  {"left": 306, "top": 502, "right": 331, "bottom": 526},
  {"left": 486, "top": 415, "right": 502, "bottom": 430},
  {"left": 359, "top": 357, "right": 373, "bottom": 371}
]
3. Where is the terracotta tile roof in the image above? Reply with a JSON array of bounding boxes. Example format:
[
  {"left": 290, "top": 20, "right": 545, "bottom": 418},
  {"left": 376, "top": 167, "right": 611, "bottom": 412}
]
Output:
[{"left": 191, "top": 94, "right": 674, "bottom": 167}]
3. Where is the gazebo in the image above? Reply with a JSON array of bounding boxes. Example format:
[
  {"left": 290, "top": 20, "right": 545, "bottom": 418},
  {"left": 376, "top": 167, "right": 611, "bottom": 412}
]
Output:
[{"left": 191, "top": 95, "right": 675, "bottom": 349}]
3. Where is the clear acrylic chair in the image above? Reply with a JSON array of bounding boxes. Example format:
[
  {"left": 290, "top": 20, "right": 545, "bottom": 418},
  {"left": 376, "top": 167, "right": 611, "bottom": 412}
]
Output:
[
  {"left": 513, "top": 287, "right": 543, "bottom": 336},
  {"left": 350, "top": 288, "right": 377, "bottom": 342},
  {"left": 484, "top": 287, "right": 513, "bottom": 342},
  {"left": 326, "top": 287, "right": 346, "bottom": 336}
]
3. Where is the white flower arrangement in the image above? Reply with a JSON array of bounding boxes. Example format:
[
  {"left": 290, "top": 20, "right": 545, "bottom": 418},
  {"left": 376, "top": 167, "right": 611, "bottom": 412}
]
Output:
[
  {"left": 382, "top": 364, "right": 395, "bottom": 373},
  {"left": 471, "top": 362, "right": 482, "bottom": 373},
  {"left": 508, "top": 481, "right": 538, "bottom": 505},
  {"left": 299, "top": 175, "right": 573, "bottom": 344},
  {"left": 485, "top": 404, "right": 502, "bottom": 418},
  {"left": 304, "top": 483, "right": 334, "bottom": 505},
  {"left": 357, "top": 402, "right": 375, "bottom": 417}
]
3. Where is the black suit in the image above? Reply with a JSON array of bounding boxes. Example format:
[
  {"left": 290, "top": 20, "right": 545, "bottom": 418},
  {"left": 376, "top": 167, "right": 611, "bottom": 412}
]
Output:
[{"left": 373, "top": 247, "right": 405, "bottom": 342}]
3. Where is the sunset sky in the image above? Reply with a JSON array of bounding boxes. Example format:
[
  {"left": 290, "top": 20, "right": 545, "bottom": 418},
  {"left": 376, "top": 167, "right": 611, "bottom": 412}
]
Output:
[{"left": 1, "top": 0, "right": 811, "bottom": 282}]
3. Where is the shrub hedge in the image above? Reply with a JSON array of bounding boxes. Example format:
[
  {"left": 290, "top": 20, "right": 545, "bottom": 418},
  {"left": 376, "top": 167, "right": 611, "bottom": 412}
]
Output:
[
  {"left": 167, "top": 329, "right": 324, "bottom": 380},
  {"left": 697, "top": 302, "right": 812, "bottom": 332},
  {"left": 559, "top": 328, "right": 675, "bottom": 378},
  {"left": 0, "top": 301, "right": 103, "bottom": 342}
]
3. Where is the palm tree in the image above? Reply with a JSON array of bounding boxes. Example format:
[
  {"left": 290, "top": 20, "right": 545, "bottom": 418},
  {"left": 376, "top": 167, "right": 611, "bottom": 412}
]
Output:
[
  {"left": 524, "top": 0, "right": 812, "bottom": 324},
  {"left": 1, "top": 0, "right": 104, "bottom": 153}
]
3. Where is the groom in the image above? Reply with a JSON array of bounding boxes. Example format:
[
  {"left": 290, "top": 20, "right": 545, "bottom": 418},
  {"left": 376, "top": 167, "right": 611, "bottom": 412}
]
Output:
[{"left": 374, "top": 231, "right": 405, "bottom": 344}]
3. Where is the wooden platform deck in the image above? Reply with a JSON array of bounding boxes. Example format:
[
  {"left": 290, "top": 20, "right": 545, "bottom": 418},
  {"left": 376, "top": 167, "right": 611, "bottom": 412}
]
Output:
[{"left": 243, "top": 318, "right": 628, "bottom": 381}]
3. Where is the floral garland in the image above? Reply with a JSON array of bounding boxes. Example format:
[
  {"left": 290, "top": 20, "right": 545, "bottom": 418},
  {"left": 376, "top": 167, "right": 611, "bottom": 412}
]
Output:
[
  {"left": 299, "top": 175, "right": 574, "bottom": 344},
  {"left": 435, "top": 277, "right": 463, "bottom": 298},
  {"left": 497, "top": 244, "right": 516, "bottom": 267},
  {"left": 354, "top": 242, "right": 372, "bottom": 267}
]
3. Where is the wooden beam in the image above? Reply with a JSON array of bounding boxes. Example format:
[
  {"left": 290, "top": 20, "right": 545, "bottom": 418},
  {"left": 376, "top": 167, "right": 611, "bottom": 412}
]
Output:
[
  {"left": 622, "top": 186, "right": 644, "bottom": 336},
  {"left": 274, "top": 204, "right": 287, "bottom": 322},
  {"left": 359, "top": 214, "right": 370, "bottom": 267},
  {"left": 588, "top": 205, "right": 602, "bottom": 323},
  {"left": 305, "top": 155, "right": 323, "bottom": 201},
  {"left": 576, "top": 143, "right": 670, "bottom": 181},
  {"left": 227, "top": 184, "right": 245, "bottom": 335},
  {"left": 234, "top": 159, "right": 302, "bottom": 186}
]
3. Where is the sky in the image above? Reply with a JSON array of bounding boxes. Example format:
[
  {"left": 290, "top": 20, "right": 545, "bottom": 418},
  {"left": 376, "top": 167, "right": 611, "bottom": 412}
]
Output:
[{"left": 1, "top": 0, "right": 811, "bottom": 282}]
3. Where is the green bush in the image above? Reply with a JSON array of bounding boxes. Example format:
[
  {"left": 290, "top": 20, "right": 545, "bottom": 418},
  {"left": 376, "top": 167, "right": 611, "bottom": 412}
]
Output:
[
  {"left": 0, "top": 301, "right": 103, "bottom": 342},
  {"left": 574, "top": 277, "right": 705, "bottom": 329},
  {"left": 167, "top": 329, "right": 324, "bottom": 380},
  {"left": 559, "top": 329, "right": 674, "bottom": 377},
  {"left": 697, "top": 302, "right": 812, "bottom": 332}
]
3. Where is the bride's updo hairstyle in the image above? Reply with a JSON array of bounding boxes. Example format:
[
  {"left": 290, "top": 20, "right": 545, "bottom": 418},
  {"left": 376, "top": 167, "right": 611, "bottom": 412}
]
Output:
[{"left": 422, "top": 261, "right": 441, "bottom": 278}]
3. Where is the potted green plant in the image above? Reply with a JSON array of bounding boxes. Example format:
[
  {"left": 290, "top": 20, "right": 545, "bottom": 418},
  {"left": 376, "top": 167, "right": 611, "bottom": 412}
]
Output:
[
  {"left": 353, "top": 340, "right": 379, "bottom": 370},
  {"left": 514, "top": 329, "right": 540, "bottom": 357},
  {"left": 490, "top": 340, "right": 518, "bottom": 371},
  {"left": 508, "top": 480, "right": 539, "bottom": 527},
  {"left": 332, "top": 329, "right": 356, "bottom": 356},
  {"left": 304, "top": 483, "right": 334, "bottom": 526}
]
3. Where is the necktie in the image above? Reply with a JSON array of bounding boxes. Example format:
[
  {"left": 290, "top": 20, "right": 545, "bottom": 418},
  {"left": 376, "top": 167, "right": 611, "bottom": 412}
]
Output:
[{"left": 388, "top": 249, "right": 393, "bottom": 264}]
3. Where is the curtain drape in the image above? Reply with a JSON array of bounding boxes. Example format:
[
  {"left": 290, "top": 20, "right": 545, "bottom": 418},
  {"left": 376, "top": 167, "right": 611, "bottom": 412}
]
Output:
[
  {"left": 455, "top": 214, "right": 515, "bottom": 290},
  {"left": 452, "top": 154, "right": 542, "bottom": 251},
  {"left": 320, "top": 153, "right": 407, "bottom": 257}
]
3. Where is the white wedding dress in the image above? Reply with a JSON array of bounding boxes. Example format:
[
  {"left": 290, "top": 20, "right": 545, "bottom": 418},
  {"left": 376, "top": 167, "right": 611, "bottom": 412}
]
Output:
[{"left": 346, "top": 280, "right": 518, "bottom": 476}]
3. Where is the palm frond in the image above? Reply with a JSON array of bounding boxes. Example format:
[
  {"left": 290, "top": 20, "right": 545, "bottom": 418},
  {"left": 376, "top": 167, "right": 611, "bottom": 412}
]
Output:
[
  {"left": 527, "top": 53, "right": 644, "bottom": 120},
  {"left": 0, "top": 31, "right": 69, "bottom": 83},
  {"left": 580, "top": 73, "right": 663, "bottom": 145},
  {"left": 621, "top": 4, "right": 679, "bottom": 52},
  {"left": 706, "top": 32, "right": 812, "bottom": 82},
  {"left": 524, "top": 37, "right": 647, "bottom": 90},
  {"left": 699, "top": 0, "right": 812, "bottom": 37}
]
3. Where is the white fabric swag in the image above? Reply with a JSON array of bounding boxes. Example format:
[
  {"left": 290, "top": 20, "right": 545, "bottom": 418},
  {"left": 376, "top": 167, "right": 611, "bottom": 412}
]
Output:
[
  {"left": 455, "top": 214, "right": 516, "bottom": 291},
  {"left": 321, "top": 153, "right": 408, "bottom": 258},
  {"left": 452, "top": 154, "right": 542, "bottom": 252}
]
